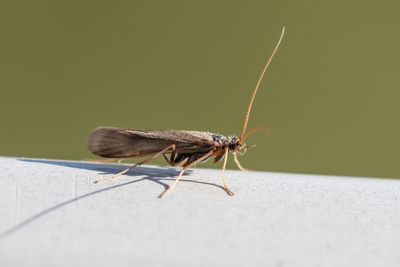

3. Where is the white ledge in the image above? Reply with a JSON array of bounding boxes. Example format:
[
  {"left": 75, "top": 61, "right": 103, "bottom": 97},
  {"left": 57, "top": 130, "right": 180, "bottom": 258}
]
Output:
[{"left": 0, "top": 156, "right": 400, "bottom": 267}]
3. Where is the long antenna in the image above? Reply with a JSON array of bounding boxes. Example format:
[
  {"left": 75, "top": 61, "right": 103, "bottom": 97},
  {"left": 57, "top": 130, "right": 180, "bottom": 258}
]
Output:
[{"left": 239, "top": 27, "right": 285, "bottom": 139}]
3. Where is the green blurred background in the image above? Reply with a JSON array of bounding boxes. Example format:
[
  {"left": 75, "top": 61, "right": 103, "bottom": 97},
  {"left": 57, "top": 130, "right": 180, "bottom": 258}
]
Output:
[{"left": 1, "top": 1, "right": 399, "bottom": 178}]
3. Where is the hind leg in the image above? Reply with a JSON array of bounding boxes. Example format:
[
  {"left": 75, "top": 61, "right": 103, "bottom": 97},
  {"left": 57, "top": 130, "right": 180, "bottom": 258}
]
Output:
[{"left": 94, "top": 144, "right": 176, "bottom": 184}]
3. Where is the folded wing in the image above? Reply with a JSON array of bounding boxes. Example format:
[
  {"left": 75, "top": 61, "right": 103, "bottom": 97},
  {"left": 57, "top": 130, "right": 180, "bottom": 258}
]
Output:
[{"left": 87, "top": 126, "right": 215, "bottom": 158}]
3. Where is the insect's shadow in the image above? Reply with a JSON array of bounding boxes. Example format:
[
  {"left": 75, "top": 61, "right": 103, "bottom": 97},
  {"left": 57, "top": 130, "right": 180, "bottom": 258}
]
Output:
[
  {"left": 19, "top": 158, "right": 228, "bottom": 193},
  {"left": 0, "top": 158, "right": 226, "bottom": 240},
  {"left": 20, "top": 158, "right": 189, "bottom": 191}
]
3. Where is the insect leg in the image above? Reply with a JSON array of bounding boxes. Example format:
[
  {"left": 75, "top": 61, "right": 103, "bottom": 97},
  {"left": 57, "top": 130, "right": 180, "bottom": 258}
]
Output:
[
  {"left": 175, "top": 158, "right": 188, "bottom": 167},
  {"left": 94, "top": 144, "right": 176, "bottom": 184},
  {"left": 162, "top": 154, "right": 170, "bottom": 164},
  {"left": 162, "top": 144, "right": 177, "bottom": 166},
  {"left": 166, "top": 155, "right": 188, "bottom": 168},
  {"left": 159, "top": 150, "right": 214, "bottom": 198},
  {"left": 84, "top": 158, "right": 124, "bottom": 163},
  {"left": 233, "top": 152, "right": 249, "bottom": 172},
  {"left": 221, "top": 148, "right": 234, "bottom": 195}
]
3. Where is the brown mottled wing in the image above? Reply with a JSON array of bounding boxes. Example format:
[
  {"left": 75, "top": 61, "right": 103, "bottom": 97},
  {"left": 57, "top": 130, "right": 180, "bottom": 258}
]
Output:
[{"left": 87, "top": 126, "right": 216, "bottom": 158}]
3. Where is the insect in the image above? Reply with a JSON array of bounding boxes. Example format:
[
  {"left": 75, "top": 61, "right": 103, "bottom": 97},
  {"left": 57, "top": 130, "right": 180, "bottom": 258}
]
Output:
[{"left": 87, "top": 27, "right": 285, "bottom": 198}]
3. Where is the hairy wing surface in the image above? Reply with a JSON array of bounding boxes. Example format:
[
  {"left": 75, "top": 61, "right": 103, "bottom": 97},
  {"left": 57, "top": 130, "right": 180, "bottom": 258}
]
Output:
[{"left": 87, "top": 126, "right": 215, "bottom": 158}]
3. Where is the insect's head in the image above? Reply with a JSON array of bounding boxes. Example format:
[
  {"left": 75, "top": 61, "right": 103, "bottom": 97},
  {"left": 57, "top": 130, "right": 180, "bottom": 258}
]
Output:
[
  {"left": 227, "top": 136, "right": 248, "bottom": 156},
  {"left": 228, "top": 136, "right": 242, "bottom": 151},
  {"left": 231, "top": 126, "right": 270, "bottom": 154}
]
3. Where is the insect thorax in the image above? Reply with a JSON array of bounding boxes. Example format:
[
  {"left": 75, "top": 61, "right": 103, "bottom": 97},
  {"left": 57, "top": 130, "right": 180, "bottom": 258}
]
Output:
[
  {"left": 173, "top": 134, "right": 244, "bottom": 165},
  {"left": 212, "top": 134, "right": 227, "bottom": 146},
  {"left": 212, "top": 134, "right": 242, "bottom": 151}
]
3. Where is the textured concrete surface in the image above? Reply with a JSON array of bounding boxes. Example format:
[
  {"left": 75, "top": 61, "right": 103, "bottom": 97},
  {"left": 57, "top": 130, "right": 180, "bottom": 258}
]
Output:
[{"left": 0, "top": 156, "right": 400, "bottom": 267}]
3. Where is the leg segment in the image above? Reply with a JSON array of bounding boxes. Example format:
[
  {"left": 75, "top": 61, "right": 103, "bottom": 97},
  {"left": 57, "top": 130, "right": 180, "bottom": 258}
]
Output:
[
  {"left": 159, "top": 150, "right": 214, "bottom": 198},
  {"left": 84, "top": 158, "right": 124, "bottom": 163},
  {"left": 162, "top": 144, "right": 177, "bottom": 165},
  {"left": 94, "top": 144, "right": 175, "bottom": 184},
  {"left": 221, "top": 148, "right": 234, "bottom": 195},
  {"left": 233, "top": 152, "right": 249, "bottom": 171}
]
